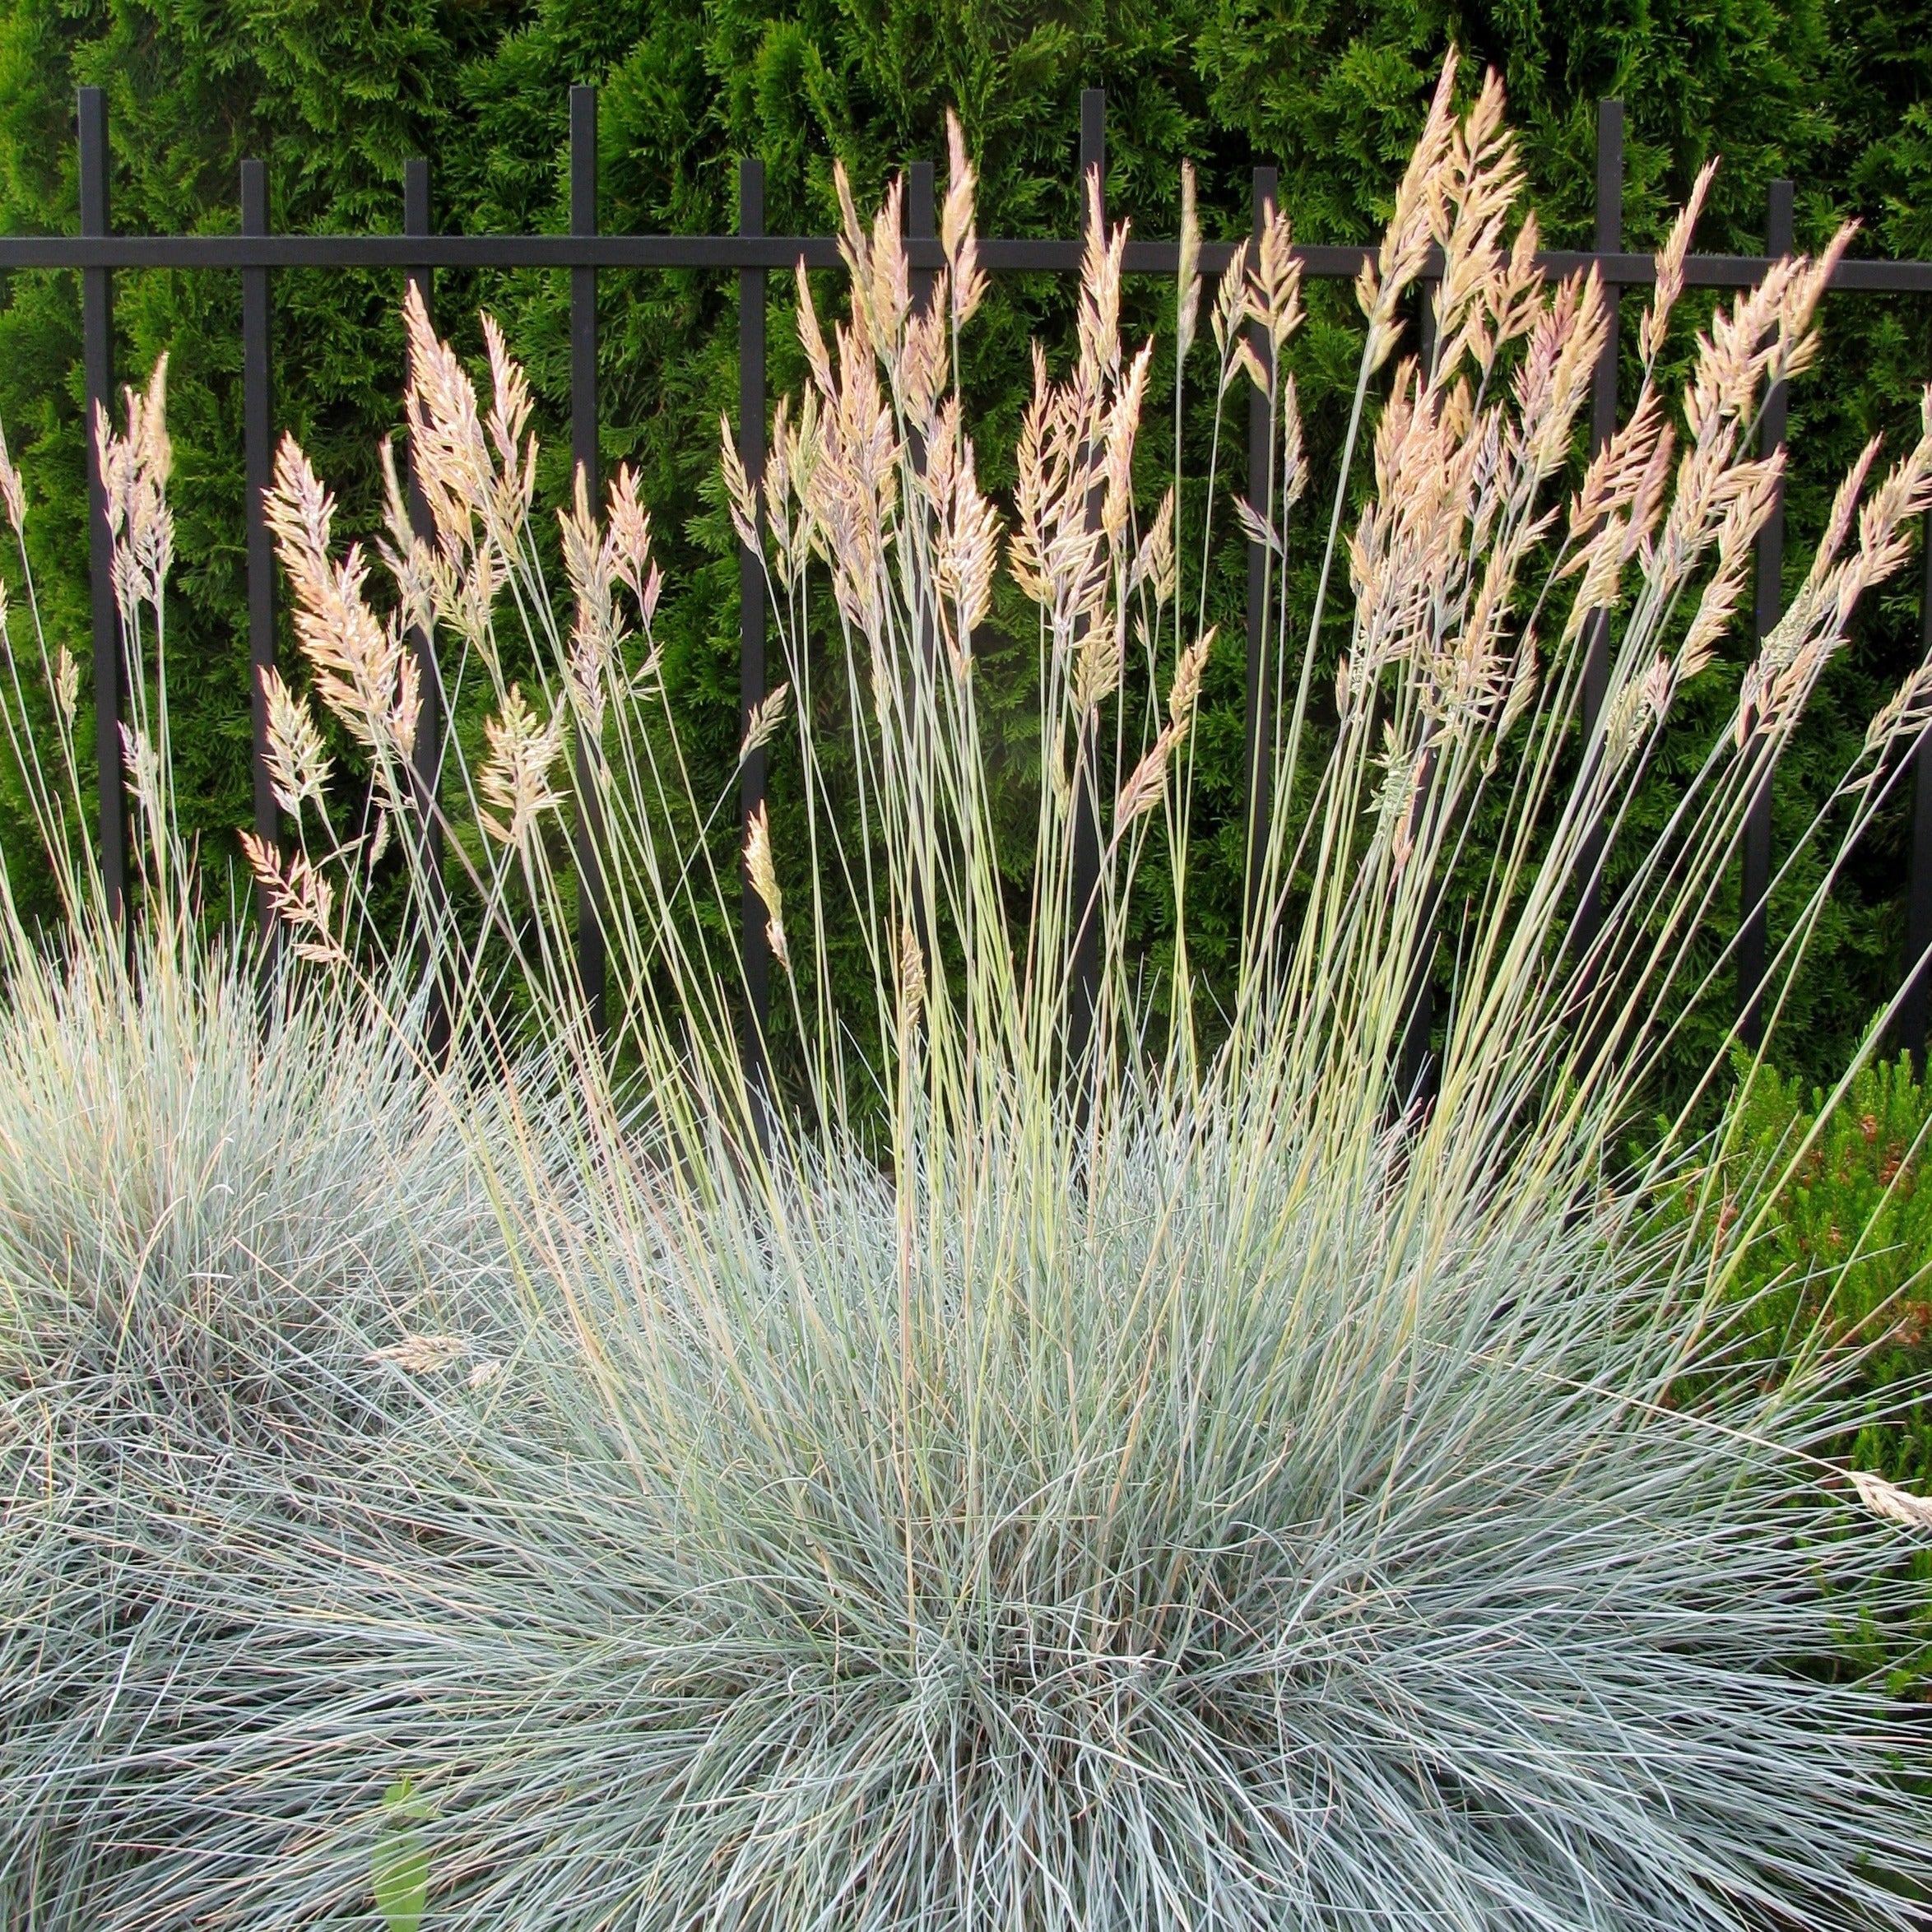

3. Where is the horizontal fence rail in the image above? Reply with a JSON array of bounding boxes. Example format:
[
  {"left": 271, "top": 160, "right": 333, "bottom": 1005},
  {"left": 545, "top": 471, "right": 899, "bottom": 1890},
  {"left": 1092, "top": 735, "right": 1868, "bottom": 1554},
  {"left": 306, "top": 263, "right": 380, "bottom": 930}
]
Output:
[
  {"left": 6, "top": 84, "right": 1932, "bottom": 1072},
  {"left": 8, "top": 234, "right": 1932, "bottom": 294}
]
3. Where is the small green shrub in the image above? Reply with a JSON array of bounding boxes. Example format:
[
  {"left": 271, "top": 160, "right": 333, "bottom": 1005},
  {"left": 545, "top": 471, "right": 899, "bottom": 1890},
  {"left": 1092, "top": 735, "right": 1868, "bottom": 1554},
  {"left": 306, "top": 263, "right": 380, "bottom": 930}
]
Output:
[
  {"left": 1679, "top": 1054, "right": 1932, "bottom": 1488},
  {"left": 1655, "top": 1057, "right": 1932, "bottom": 1698}
]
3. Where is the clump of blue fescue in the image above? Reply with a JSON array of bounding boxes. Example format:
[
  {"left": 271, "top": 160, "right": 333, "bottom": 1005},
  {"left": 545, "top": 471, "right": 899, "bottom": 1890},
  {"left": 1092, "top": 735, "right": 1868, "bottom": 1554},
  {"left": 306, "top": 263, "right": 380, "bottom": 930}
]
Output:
[
  {"left": 0, "top": 927, "right": 532, "bottom": 1914},
  {"left": 8, "top": 1093, "right": 1925, "bottom": 1930}
]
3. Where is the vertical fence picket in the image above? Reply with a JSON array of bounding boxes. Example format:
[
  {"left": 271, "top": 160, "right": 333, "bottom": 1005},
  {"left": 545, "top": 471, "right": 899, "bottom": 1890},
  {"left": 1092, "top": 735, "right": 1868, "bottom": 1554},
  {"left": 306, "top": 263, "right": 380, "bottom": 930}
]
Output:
[
  {"left": 1575, "top": 100, "right": 1623, "bottom": 956},
  {"left": 904, "top": 160, "right": 940, "bottom": 970},
  {"left": 906, "top": 157, "right": 937, "bottom": 647},
  {"left": 402, "top": 157, "right": 448, "bottom": 1051},
  {"left": 1068, "top": 88, "right": 1106, "bottom": 1080},
  {"left": 402, "top": 160, "right": 441, "bottom": 843},
  {"left": 1395, "top": 267, "right": 1443, "bottom": 1102},
  {"left": 907, "top": 160, "right": 936, "bottom": 318},
  {"left": 78, "top": 87, "right": 125, "bottom": 927},
  {"left": 1902, "top": 515, "right": 1932, "bottom": 1069},
  {"left": 1243, "top": 165, "right": 1279, "bottom": 930},
  {"left": 569, "top": 86, "right": 606, "bottom": 1032},
  {"left": 1738, "top": 179, "right": 1796, "bottom": 1043},
  {"left": 737, "top": 156, "right": 770, "bottom": 1082},
  {"left": 240, "top": 159, "right": 277, "bottom": 914}
]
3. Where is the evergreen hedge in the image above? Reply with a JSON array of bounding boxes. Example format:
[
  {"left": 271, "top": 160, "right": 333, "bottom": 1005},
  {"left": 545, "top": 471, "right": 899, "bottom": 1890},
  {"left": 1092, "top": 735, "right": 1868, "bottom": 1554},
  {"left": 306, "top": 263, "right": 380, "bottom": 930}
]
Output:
[{"left": 2, "top": 0, "right": 1929, "bottom": 1092}]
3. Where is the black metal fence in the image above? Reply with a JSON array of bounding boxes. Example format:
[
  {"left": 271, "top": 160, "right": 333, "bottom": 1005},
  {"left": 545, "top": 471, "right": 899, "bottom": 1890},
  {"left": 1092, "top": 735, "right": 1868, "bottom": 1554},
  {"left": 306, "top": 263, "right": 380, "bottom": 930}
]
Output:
[{"left": 5, "top": 85, "right": 1932, "bottom": 1056}]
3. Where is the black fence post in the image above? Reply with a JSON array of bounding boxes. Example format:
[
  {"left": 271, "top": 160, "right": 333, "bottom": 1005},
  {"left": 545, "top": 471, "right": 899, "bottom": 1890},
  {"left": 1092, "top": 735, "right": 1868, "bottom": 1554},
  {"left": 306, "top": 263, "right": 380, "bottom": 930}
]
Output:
[
  {"left": 403, "top": 160, "right": 442, "bottom": 841},
  {"left": 240, "top": 158, "right": 278, "bottom": 910},
  {"left": 402, "top": 156, "right": 448, "bottom": 1052},
  {"left": 78, "top": 86, "right": 125, "bottom": 928},
  {"left": 1068, "top": 86, "right": 1106, "bottom": 1080},
  {"left": 1901, "top": 515, "right": 1932, "bottom": 1070},
  {"left": 904, "top": 158, "right": 940, "bottom": 973},
  {"left": 1395, "top": 265, "right": 1443, "bottom": 1104},
  {"left": 1243, "top": 164, "right": 1279, "bottom": 931},
  {"left": 907, "top": 160, "right": 936, "bottom": 319},
  {"left": 569, "top": 85, "right": 606, "bottom": 1033},
  {"left": 1738, "top": 178, "right": 1795, "bottom": 1044},
  {"left": 906, "top": 156, "right": 937, "bottom": 615},
  {"left": 737, "top": 156, "right": 769, "bottom": 1083},
  {"left": 1574, "top": 99, "right": 1624, "bottom": 956}
]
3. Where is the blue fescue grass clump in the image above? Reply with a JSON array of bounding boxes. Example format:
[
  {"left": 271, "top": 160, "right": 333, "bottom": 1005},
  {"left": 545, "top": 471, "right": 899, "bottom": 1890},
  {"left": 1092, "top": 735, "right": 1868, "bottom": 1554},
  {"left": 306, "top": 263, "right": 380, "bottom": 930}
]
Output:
[
  {"left": 0, "top": 931, "right": 511, "bottom": 1442},
  {"left": 0, "top": 922, "right": 535, "bottom": 1915},
  {"left": 12, "top": 1105, "right": 1928, "bottom": 1928},
  {"left": 5, "top": 53, "right": 1932, "bottom": 1930}
]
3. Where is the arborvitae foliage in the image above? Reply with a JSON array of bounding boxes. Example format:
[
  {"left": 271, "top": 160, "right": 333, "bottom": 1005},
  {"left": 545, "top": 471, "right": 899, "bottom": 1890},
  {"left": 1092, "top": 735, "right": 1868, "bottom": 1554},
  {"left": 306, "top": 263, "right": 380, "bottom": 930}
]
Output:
[{"left": 1, "top": 0, "right": 1928, "bottom": 1093}]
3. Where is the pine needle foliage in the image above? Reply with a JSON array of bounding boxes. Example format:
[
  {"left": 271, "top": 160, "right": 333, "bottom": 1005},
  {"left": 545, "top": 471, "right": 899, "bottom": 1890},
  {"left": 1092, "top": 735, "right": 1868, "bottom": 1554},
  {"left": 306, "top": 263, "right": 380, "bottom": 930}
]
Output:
[{"left": 7, "top": 55, "right": 1932, "bottom": 1930}]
